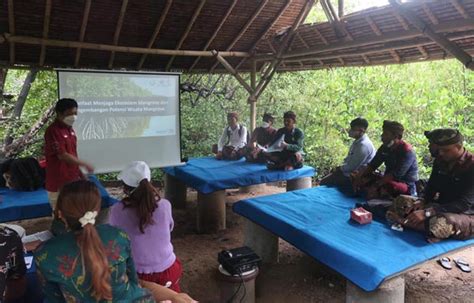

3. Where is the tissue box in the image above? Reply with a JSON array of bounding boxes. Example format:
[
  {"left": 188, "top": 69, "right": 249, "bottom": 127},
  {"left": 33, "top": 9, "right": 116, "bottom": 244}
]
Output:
[{"left": 351, "top": 207, "right": 372, "bottom": 224}]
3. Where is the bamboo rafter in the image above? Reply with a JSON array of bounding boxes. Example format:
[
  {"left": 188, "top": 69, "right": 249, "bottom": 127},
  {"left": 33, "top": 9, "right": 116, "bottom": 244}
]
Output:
[
  {"left": 39, "top": 0, "right": 52, "bottom": 66},
  {"left": 74, "top": 0, "right": 91, "bottom": 67},
  {"left": 108, "top": 0, "right": 129, "bottom": 69}
]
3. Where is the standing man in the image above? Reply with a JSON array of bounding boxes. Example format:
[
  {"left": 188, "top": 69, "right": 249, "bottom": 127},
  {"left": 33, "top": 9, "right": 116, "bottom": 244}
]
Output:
[
  {"left": 403, "top": 129, "right": 474, "bottom": 241},
  {"left": 352, "top": 120, "right": 418, "bottom": 199},
  {"left": 245, "top": 113, "right": 277, "bottom": 163},
  {"left": 44, "top": 98, "right": 94, "bottom": 210},
  {"left": 320, "top": 117, "right": 376, "bottom": 188},
  {"left": 214, "top": 112, "right": 248, "bottom": 160},
  {"left": 266, "top": 111, "right": 304, "bottom": 170}
]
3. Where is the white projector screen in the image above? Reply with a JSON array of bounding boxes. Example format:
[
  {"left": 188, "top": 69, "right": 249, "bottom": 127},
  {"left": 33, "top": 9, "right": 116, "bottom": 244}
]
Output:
[{"left": 57, "top": 70, "right": 182, "bottom": 173}]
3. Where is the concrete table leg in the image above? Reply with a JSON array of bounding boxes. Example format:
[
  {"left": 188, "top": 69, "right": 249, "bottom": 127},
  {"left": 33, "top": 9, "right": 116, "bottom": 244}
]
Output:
[
  {"left": 286, "top": 177, "right": 312, "bottom": 191},
  {"left": 243, "top": 219, "right": 279, "bottom": 264},
  {"left": 239, "top": 183, "right": 266, "bottom": 194},
  {"left": 197, "top": 190, "right": 226, "bottom": 233},
  {"left": 346, "top": 276, "right": 405, "bottom": 303},
  {"left": 164, "top": 173, "right": 187, "bottom": 209}
]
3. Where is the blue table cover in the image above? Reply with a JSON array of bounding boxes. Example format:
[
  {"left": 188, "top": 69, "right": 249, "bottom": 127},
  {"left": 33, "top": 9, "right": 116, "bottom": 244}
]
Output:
[
  {"left": 163, "top": 157, "right": 316, "bottom": 194},
  {"left": 233, "top": 186, "right": 474, "bottom": 291},
  {"left": 0, "top": 175, "right": 118, "bottom": 223}
]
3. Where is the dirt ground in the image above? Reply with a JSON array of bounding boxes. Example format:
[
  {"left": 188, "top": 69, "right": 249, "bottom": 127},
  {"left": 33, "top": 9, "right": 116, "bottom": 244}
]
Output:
[{"left": 14, "top": 184, "right": 474, "bottom": 303}]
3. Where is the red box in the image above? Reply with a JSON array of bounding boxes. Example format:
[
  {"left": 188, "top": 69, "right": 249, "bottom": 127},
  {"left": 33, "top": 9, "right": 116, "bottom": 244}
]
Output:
[{"left": 351, "top": 207, "right": 373, "bottom": 224}]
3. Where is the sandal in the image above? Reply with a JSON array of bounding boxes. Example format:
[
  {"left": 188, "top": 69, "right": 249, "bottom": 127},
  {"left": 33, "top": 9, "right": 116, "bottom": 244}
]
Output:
[
  {"left": 454, "top": 258, "right": 471, "bottom": 273},
  {"left": 437, "top": 257, "right": 452, "bottom": 270}
]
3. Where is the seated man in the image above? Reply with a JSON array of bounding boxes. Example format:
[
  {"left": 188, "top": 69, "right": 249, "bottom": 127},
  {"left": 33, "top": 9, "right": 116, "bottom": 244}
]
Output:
[
  {"left": 265, "top": 111, "right": 304, "bottom": 170},
  {"left": 352, "top": 120, "right": 418, "bottom": 199},
  {"left": 245, "top": 113, "right": 277, "bottom": 163},
  {"left": 320, "top": 117, "right": 375, "bottom": 188},
  {"left": 1, "top": 158, "right": 45, "bottom": 191},
  {"left": 404, "top": 129, "right": 474, "bottom": 242},
  {"left": 0, "top": 225, "right": 27, "bottom": 302},
  {"left": 213, "top": 112, "right": 248, "bottom": 160}
]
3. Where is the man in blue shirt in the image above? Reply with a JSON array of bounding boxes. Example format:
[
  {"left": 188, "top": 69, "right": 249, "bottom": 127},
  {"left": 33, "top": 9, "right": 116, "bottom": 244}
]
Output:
[
  {"left": 353, "top": 120, "right": 419, "bottom": 199},
  {"left": 320, "top": 118, "right": 375, "bottom": 189}
]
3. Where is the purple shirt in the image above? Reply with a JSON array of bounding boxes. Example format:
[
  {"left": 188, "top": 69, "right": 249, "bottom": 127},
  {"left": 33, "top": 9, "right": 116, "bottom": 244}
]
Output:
[{"left": 109, "top": 198, "right": 176, "bottom": 274}]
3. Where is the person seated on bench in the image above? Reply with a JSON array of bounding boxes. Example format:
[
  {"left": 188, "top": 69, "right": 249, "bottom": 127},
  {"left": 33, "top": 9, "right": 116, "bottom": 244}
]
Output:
[
  {"left": 0, "top": 225, "right": 27, "bottom": 303},
  {"left": 266, "top": 111, "right": 304, "bottom": 171},
  {"left": 245, "top": 113, "right": 277, "bottom": 163},
  {"left": 320, "top": 117, "right": 375, "bottom": 188},
  {"left": 1, "top": 158, "right": 44, "bottom": 191},
  {"left": 110, "top": 161, "right": 183, "bottom": 293},
  {"left": 352, "top": 120, "right": 418, "bottom": 199},
  {"left": 213, "top": 112, "right": 248, "bottom": 160},
  {"left": 403, "top": 129, "right": 474, "bottom": 242}
]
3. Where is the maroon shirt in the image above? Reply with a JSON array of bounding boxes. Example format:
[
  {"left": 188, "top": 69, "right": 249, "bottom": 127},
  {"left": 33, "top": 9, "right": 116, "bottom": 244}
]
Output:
[{"left": 44, "top": 119, "right": 82, "bottom": 192}]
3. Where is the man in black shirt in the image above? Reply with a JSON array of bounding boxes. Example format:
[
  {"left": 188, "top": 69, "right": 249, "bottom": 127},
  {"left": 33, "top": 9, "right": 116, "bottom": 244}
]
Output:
[{"left": 404, "top": 129, "right": 474, "bottom": 241}]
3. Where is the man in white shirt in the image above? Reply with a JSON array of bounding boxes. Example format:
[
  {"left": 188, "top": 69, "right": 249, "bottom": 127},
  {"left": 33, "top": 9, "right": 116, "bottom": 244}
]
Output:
[
  {"left": 320, "top": 117, "right": 375, "bottom": 189},
  {"left": 213, "top": 112, "right": 248, "bottom": 160}
]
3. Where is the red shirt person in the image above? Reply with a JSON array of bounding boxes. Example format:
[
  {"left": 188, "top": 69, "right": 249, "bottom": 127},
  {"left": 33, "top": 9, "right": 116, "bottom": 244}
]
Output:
[{"left": 44, "top": 98, "right": 94, "bottom": 210}]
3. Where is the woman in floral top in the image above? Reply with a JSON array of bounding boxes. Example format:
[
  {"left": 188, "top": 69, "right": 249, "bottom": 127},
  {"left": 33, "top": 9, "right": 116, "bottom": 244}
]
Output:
[{"left": 34, "top": 180, "right": 154, "bottom": 302}]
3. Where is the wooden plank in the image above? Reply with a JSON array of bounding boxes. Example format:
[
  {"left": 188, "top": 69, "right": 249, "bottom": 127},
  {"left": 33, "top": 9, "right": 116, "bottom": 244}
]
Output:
[
  {"left": 365, "top": 15, "right": 382, "bottom": 36},
  {"left": 392, "top": 10, "right": 410, "bottom": 30},
  {"left": 422, "top": 3, "right": 439, "bottom": 25},
  {"left": 8, "top": 0, "right": 15, "bottom": 64},
  {"left": 74, "top": 0, "right": 91, "bottom": 67},
  {"left": 450, "top": 0, "right": 470, "bottom": 19},
  {"left": 108, "top": 0, "right": 129, "bottom": 69},
  {"left": 166, "top": 0, "right": 206, "bottom": 71},
  {"left": 136, "top": 0, "right": 173, "bottom": 70},
  {"left": 39, "top": 0, "right": 52, "bottom": 66},
  {"left": 417, "top": 45, "right": 429, "bottom": 58},
  {"left": 188, "top": 0, "right": 238, "bottom": 72}
]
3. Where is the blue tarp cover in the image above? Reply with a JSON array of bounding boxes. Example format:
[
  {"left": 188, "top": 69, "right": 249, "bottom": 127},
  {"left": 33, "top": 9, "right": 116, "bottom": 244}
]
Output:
[
  {"left": 233, "top": 186, "right": 474, "bottom": 291},
  {"left": 0, "top": 175, "right": 118, "bottom": 222},
  {"left": 163, "top": 157, "right": 315, "bottom": 194}
]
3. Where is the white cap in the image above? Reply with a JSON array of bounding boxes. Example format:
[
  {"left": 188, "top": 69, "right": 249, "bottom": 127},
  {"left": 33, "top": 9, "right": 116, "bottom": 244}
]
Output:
[{"left": 118, "top": 161, "right": 151, "bottom": 187}]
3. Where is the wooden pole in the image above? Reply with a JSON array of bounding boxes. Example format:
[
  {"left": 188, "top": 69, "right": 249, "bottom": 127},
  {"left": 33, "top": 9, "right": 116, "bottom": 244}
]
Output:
[
  {"left": 188, "top": 0, "right": 238, "bottom": 72},
  {"left": 338, "top": 0, "right": 344, "bottom": 18},
  {"left": 136, "top": 0, "right": 173, "bottom": 70},
  {"left": 39, "top": 0, "right": 52, "bottom": 66},
  {"left": 74, "top": 0, "right": 91, "bottom": 67},
  {"left": 212, "top": 50, "right": 253, "bottom": 94},
  {"left": 250, "top": 59, "right": 257, "bottom": 132},
  {"left": 4, "top": 35, "right": 251, "bottom": 58},
  {"left": 8, "top": 0, "right": 15, "bottom": 64},
  {"left": 166, "top": 0, "right": 206, "bottom": 71},
  {"left": 108, "top": 0, "right": 129, "bottom": 69},
  {"left": 389, "top": 0, "right": 473, "bottom": 70}
]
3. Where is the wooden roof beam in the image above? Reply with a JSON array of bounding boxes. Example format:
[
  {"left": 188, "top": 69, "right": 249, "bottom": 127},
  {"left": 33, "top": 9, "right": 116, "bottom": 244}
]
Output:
[
  {"left": 314, "top": 28, "right": 329, "bottom": 45},
  {"left": 166, "top": 0, "right": 206, "bottom": 71},
  {"left": 108, "top": 0, "right": 129, "bottom": 69},
  {"left": 39, "top": 0, "right": 52, "bottom": 66},
  {"left": 136, "top": 0, "right": 173, "bottom": 70},
  {"left": 366, "top": 15, "right": 382, "bottom": 36},
  {"left": 390, "top": 0, "right": 473, "bottom": 70},
  {"left": 188, "top": 0, "right": 238, "bottom": 72},
  {"left": 450, "top": 0, "right": 470, "bottom": 19},
  {"left": 256, "top": 19, "right": 474, "bottom": 60},
  {"left": 5, "top": 35, "right": 251, "bottom": 58},
  {"left": 212, "top": 50, "right": 253, "bottom": 94},
  {"left": 422, "top": 3, "right": 439, "bottom": 25},
  {"left": 417, "top": 45, "right": 429, "bottom": 58},
  {"left": 8, "top": 0, "right": 15, "bottom": 64},
  {"left": 392, "top": 10, "right": 410, "bottom": 30},
  {"left": 74, "top": 0, "right": 91, "bottom": 67},
  {"left": 210, "top": 0, "right": 269, "bottom": 73}
]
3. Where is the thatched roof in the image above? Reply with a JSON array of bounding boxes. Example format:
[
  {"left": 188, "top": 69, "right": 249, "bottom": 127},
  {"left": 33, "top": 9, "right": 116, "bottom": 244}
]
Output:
[{"left": 0, "top": 0, "right": 473, "bottom": 73}]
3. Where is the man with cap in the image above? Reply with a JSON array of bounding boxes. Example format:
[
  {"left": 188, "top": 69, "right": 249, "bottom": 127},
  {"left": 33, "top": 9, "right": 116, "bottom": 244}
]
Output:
[
  {"left": 265, "top": 111, "right": 304, "bottom": 170},
  {"left": 213, "top": 112, "right": 248, "bottom": 160},
  {"left": 403, "top": 128, "right": 474, "bottom": 241},
  {"left": 320, "top": 117, "right": 376, "bottom": 189},
  {"left": 245, "top": 113, "right": 277, "bottom": 163},
  {"left": 352, "top": 120, "right": 419, "bottom": 199}
]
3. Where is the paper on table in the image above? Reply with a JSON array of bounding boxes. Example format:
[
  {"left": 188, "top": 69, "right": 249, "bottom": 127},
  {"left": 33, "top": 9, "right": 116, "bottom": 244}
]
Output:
[
  {"left": 22, "top": 230, "right": 53, "bottom": 243},
  {"left": 24, "top": 256, "right": 33, "bottom": 269},
  {"left": 258, "top": 134, "right": 285, "bottom": 153}
]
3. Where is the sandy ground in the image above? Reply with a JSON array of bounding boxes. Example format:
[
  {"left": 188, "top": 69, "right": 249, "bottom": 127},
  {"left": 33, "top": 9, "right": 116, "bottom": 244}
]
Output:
[{"left": 13, "top": 185, "right": 474, "bottom": 303}]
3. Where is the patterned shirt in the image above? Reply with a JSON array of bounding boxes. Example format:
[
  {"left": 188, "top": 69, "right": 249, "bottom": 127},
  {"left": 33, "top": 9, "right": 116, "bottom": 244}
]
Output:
[
  {"left": 0, "top": 226, "right": 26, "bottom": 302},
  {"left": 34, "top": 224, "right": 154, "bottom": 302}
]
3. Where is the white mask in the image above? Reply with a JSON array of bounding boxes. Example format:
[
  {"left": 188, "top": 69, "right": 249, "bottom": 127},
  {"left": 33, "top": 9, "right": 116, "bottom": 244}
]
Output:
[
  {"left": 386, "top": 140, "right": 395, "bottom": 148},
  {"left": 63, "top": 115, "right": 77, "bottom": 126},
  {"left": 261, "top": 122, "right": 270, "bottom": 128}
]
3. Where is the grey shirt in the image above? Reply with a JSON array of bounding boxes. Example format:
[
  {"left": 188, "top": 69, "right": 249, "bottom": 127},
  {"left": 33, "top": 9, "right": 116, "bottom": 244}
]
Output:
[{"left": 341, "top": 134, "right": 376, "bottom": 176}]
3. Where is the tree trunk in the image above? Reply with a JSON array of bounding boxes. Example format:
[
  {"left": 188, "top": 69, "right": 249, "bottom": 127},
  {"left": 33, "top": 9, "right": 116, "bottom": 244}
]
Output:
[{"left": 4, "top": 69, "right": 38, "bottom": 147}]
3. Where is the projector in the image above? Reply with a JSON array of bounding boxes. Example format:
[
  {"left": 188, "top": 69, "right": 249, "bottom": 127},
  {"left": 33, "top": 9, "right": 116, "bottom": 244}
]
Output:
[{"left": 218, "top": 246, "right": 261, "bottom": 275}]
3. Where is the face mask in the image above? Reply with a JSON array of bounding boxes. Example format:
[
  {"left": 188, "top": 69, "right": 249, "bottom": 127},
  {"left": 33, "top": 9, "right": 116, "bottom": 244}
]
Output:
[
  {"left": 385, "top": 140, "right": 395, "bottom": 148},
  {"left": 261, "top": 122, "right": 270, "bottom": 128},
  {"left": 63, "top": 115, "right": 77, "bottom": 126}
]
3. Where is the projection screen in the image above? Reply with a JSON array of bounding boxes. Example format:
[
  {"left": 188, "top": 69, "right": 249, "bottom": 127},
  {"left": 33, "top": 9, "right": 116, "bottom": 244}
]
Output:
[{"left": 57, "top": 70, "right": 182, "bottom": 173}]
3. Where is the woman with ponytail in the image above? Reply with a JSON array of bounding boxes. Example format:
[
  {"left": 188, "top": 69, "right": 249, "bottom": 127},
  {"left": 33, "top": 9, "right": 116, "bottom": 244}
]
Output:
[
  {"left": 34, "top": 180, "right": 154, "bottom": 302},
  {"left": 109, "top": 161, "right": 184, "bottom": 293}
]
